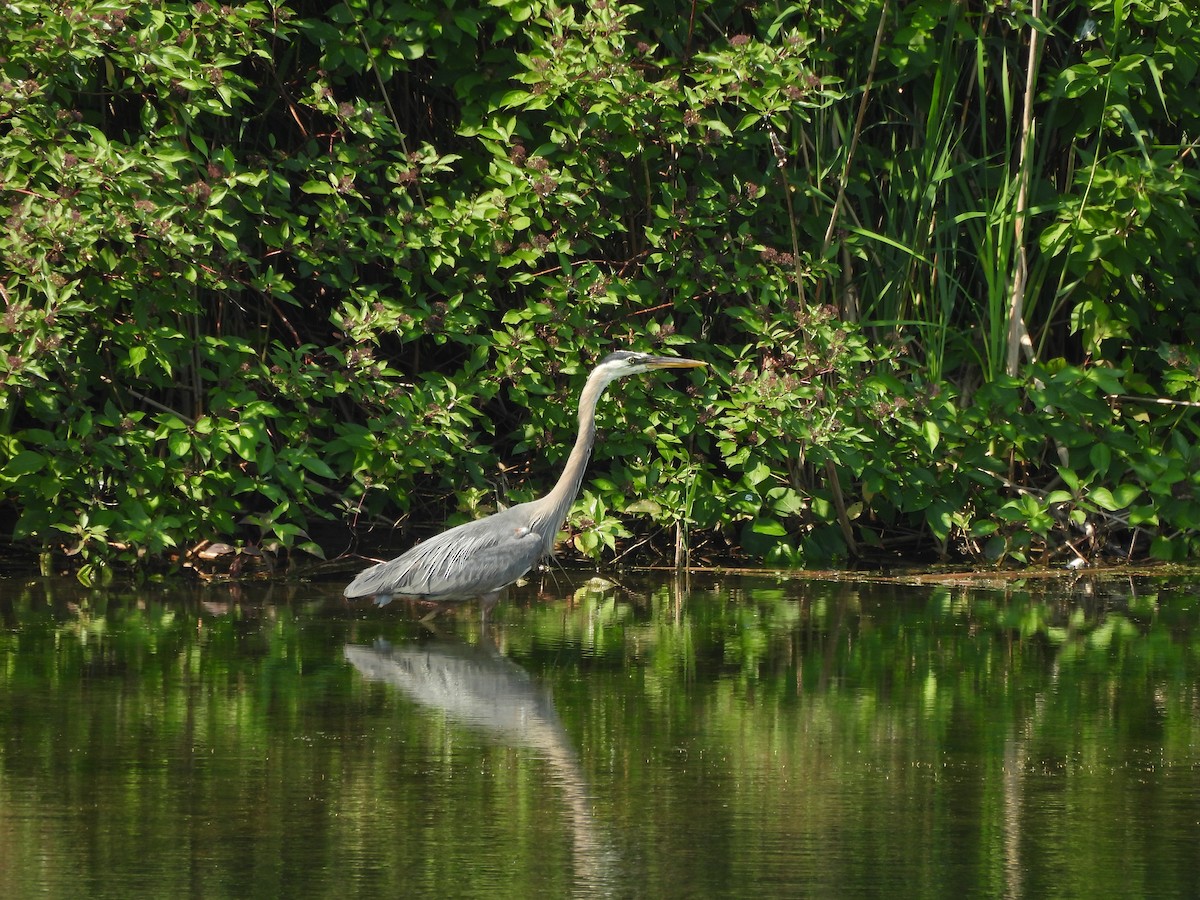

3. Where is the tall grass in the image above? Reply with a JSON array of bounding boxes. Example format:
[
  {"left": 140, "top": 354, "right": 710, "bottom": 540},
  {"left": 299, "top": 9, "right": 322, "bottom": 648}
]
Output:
[{"left": 791, "top": 2, "right": 1068, "bottom": 386}]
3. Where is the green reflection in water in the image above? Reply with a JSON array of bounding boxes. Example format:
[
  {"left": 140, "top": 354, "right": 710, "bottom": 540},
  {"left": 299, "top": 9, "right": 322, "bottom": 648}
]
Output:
[{"left": 0, "top": 573, "right": 1198, "bottom": 898}]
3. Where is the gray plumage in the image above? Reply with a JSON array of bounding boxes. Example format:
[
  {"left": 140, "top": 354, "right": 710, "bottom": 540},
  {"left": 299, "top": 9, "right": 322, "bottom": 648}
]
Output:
[{"left": 344, "top": 350, "right": 706, "bottom": 615}]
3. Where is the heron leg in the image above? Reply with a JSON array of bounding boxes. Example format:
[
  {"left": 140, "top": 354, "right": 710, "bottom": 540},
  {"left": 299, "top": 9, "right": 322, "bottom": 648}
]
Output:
[{"left": 479, "top": 591, "right": 501, "bottom": 624}]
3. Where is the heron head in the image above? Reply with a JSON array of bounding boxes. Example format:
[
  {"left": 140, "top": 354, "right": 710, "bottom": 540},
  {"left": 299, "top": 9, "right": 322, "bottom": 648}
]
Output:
[{"left": 595, "top": 350, "right": 707, "bottom": 379}]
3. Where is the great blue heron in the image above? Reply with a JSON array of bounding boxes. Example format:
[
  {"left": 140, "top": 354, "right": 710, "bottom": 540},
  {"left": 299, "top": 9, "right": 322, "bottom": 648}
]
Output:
[{"left": 344, "top": 350, "right": 706, "bottom": 616}]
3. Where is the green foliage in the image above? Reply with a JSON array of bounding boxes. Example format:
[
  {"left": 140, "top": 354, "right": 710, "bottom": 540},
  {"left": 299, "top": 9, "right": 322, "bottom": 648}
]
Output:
[{"left": 1, "top": 0, "right": 1198, "bottom": 574}]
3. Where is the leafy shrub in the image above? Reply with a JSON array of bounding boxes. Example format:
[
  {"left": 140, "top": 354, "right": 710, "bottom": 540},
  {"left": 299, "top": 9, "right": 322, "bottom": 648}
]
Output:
[{"left": 1, "top": 0, "right": 1198, "bottom": 577}]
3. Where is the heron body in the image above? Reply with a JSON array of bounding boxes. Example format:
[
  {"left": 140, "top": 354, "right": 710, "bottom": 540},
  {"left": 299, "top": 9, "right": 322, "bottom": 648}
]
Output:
[{"left": 344, "top": 350, "right": 706, "bottom": 616}]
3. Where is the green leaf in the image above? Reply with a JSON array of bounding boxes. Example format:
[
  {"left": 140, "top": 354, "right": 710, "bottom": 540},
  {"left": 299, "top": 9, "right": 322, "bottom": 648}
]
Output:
[
  {"left": 2, "top": 450, "right": 46, "bottom": 477},
  {"left": 1055, "top": 466, "right": 1082, "bottom": 493},
  {"left": 299, "top": 455, "right": 337, "bottom": 480},
  {"left": 1090, "top": 484, "right": 1141, "bottom": 511},
  {"left": 1128, "top": 505, "right": 1158, "bottom": 527},
  {"left": 922, "top": 420, "right": 940, "bottom": 452},
  {"left": 925, "top": 499, "right": 954, "bottom": 541},
  {"left": 226, "top": 430, "right": 260, "bottom": 461},
  {"left": 167, "top": 432, "right": 191, "bottom": 457},
  {"left": 745, "top": 461, "right": 771, "bottom": 486},
  {"left": 1084, "top": 366, "right": 1124, "bottom": 395},
  {"left": 574, "top": 530, "right": 600, "bottom": 556},
  {"left": 128, "top": 346, "right": 148, "bottom": 373},
  {"left": 750, "top": 517, "right": 787, "bottom": 537},
  {"left": 298, "top": 541, "right": 327, "bottom": 560}
]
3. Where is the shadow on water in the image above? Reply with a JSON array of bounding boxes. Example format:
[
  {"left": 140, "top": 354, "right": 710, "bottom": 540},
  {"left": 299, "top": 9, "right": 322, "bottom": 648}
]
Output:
[{"left": 343, "top": 633, "right": 620, "bottom": 897}]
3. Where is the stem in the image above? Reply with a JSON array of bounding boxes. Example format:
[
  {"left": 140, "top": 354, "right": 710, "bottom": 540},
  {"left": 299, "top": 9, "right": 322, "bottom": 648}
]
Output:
[
  {"left": 674, "top": 521, "right": 687, "bottom": 570},
  {"left": 825, "top": 460, "right": 859, "bottom": 557},
  {"left": 1005, "top": 0, "right": 1042, "bottom": 376},
  {"left": 768, "top": 129, "right": 806, "bottom": 307},
  {"left": 820, "top": 0, "right": 889, "bottom": 257}
]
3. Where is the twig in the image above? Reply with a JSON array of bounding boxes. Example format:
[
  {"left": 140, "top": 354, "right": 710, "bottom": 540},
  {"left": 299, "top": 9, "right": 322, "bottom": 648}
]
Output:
[
  {"left": 345, "top": 2, "right": 425, "bottom": 207},
  {"left": 1114, "top": 394, "right": 1200, "bottom": 410},
  {"left": 613, "top": 534, "right": 655, "bottom": 564},
  {"left": 101, "top": 375, "right": 196, "bottom": 425}
]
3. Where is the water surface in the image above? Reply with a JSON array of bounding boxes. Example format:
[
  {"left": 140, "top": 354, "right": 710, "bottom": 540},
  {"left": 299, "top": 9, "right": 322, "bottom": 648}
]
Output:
[{"left": 1, "top": 571, "right": 1198, "bottom": 897}]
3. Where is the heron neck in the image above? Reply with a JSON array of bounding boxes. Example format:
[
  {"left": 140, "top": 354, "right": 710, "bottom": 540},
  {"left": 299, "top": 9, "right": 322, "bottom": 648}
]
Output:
[{"left": 541, "top": 372, "right": 607, "bottom": 535}]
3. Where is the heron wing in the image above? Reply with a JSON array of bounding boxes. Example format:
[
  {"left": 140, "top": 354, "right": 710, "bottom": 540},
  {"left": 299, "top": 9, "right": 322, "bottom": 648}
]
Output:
[{"left": 344, "top": 504, "right": 546, "bottom": 602}]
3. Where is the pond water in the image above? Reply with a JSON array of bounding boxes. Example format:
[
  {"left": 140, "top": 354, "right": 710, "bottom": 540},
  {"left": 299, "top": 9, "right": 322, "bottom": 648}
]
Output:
[{"left": 1, "top": 570, "right": 1198, "bottom": 898}]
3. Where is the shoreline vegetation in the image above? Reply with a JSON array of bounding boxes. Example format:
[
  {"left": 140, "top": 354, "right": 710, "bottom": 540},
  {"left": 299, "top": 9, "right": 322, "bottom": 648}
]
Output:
[{"left": 2, "top": 0, "right": 1198, "bottom": 584}]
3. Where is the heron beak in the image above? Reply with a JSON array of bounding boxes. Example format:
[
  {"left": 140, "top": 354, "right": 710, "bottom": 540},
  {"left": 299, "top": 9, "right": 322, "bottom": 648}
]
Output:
[{"left": 645, "top": 356, "right": 707, "bottom": 370}]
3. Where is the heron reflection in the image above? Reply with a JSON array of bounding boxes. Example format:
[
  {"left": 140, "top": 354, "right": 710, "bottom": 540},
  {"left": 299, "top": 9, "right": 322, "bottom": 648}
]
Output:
[{"left": 344, "top": 633, "right": 617, "bottom": 894}]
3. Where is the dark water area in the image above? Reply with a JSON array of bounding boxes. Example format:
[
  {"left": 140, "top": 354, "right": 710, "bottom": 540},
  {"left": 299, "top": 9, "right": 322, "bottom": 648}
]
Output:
[{"left": 1, "top": 570, "right": 1198, "bottom": 898}]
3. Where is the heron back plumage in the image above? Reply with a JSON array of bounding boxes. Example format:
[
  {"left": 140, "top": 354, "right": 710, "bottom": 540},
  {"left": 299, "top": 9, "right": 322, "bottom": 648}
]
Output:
[{"left": 343, "top": 502, "right": 547, "bottom": 604}]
